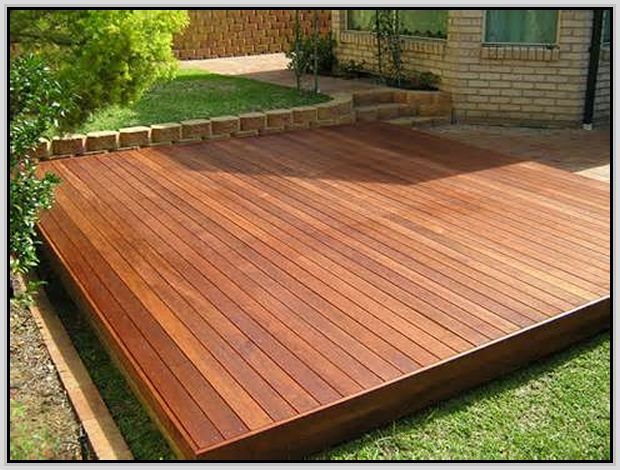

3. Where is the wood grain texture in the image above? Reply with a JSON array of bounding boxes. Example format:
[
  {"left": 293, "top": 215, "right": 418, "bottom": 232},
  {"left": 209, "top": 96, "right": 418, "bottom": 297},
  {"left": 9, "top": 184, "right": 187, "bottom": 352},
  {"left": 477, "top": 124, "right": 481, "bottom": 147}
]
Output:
[{"left": 37, "top": 123, "right": 610, "bottom": 460}]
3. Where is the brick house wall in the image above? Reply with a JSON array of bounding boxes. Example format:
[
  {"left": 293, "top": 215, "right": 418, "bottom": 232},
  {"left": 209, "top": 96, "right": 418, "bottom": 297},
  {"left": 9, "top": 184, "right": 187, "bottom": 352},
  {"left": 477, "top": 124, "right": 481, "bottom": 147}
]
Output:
[
  {"left": 174, "top": 9, "right": 331, "bottom": 59},
  {"left": 332, "top": 9, "right": 610, "bottom": 127}
]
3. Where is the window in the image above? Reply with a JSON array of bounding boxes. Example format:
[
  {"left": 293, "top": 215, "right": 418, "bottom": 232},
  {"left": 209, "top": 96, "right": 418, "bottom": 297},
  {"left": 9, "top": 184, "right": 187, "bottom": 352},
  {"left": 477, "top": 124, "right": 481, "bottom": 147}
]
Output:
[
  {"left": 346, "top": 10, "right": 448, "bottom": 39},
  {"left": 484, "top": 10, "right": 558, "bottom": 45},
  {"left": 399, "top": 10, "right": 448, "bottom": 38},
  {"left": 603, "top": 9, "right": 611, "bottom": 44},
  {"left": 346, "top": 10, "right": 375, "bottom": 31}
]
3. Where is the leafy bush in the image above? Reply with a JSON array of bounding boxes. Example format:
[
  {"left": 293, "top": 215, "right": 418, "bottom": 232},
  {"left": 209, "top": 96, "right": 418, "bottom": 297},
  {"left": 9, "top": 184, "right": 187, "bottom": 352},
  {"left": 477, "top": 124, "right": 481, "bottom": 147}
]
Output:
[
  {"left": 10, "top": 54, "right": 72, "bottom": 304},
  {"left": 409, "top": 70, "right": 441, "bottom": 90},
  {"left": 10, "top": 10, "right": 189, "bottom": 127},
  {"left": 334, "top": 59, "right": 368, "bottom": 79},
  {"left": 286, "top": 33, "right": 337, "bottom": 77}
]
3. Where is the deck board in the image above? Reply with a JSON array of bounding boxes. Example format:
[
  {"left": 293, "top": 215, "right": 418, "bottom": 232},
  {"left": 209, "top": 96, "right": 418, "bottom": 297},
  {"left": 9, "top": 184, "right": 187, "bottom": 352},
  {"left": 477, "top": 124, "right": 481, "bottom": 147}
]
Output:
[{"left": 37, "top": 123, "right": 610, "bottom": 459}]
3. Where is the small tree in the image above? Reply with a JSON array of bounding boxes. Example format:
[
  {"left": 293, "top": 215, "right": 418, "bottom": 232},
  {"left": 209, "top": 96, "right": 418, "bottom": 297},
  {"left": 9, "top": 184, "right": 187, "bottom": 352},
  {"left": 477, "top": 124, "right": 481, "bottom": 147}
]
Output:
[
  {"left": 10, "top": 55, "right": 72, "bottom": 304},
  {"left": 373, "top": 10, "right": 404, "bottom": 86},
  {"left": 312, "top": 10, "right": 319, "bottom": 93},
  {"left": 286, "top": 12, "right": 335, "bottom": 92},
  {"left": 290, "top": 10, "right": 306, "bottom": 91},
  {"left": 10, "top": 10, "right": 188, "bottom": 127}
]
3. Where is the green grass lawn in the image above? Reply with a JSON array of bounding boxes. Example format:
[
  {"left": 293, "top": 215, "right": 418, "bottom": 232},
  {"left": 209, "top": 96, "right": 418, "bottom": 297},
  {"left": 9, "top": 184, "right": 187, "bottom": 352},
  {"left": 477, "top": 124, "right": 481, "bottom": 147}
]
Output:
[
  {"left": 315, "top": 332, "right": 610, "bottom": 460},
  {"left": 77, "top": 69, "right": 330, "bottom": 133},
  {"left": 41, "top": 262, "right": 610, "bottom": 461}
]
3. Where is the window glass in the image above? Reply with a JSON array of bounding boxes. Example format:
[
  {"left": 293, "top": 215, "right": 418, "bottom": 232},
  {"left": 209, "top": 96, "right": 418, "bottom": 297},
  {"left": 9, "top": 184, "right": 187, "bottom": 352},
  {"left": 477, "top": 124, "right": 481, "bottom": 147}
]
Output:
[
  {"left": 485, "top": 10, "right": 558, "bottom": 45},
  {"left": 346, "top": 10, "right": 375, "bottom": 31},
  {"left": 347, "top": 10, "right": 448, "bottom": 38},
  {"left": 399, "top": 10, "right": 448, "bottom": 38}
]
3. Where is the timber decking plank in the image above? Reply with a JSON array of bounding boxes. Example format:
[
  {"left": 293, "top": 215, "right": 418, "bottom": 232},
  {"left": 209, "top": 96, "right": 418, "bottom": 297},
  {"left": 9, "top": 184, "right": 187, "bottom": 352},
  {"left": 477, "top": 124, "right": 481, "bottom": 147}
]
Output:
[
  {"left": 322, "top": 125, "right": 610, "bottom": 242},
  {"left": 328, "top": 125, "right": 610, "bottom": 238},
  {"left": 58, "top": 158, "right": 350, "bottom": 410},
  {"left": 212, "top": 134, "right": 600, "bottom": 304},
  {"left": 46, "top": 170, "right": 281, "bottom": 430},
  {"left": 74, "top": 155, "right": 366, "bottom": 400},
  {"left": 195, "top": 139, "right": 547, "bottom": 326},
  {"left": 126, "top": 153, "right": 431, "bottom": 371},
  {"left": 39, "top": 211, "right": 227, "bottom": 451},
  {"left": 306, "top": 129, "right": 600, "bottom": 275},
  {"left": 163, "top": 143, "right": 526, "bottom": 336},
  {"left": 134, "top": 147, "right": 480, "bottom": 353},
  {"left": 205, "top": 139, "right": 575, "bottom": 313},
  {"left": 37, "top": 123, "right": 609, "bottom": 459}
]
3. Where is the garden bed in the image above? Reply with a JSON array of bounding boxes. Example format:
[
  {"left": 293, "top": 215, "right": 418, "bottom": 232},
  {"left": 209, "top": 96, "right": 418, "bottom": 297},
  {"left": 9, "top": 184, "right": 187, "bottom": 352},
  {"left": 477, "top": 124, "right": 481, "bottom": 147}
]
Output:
[{"left": 9, "top": 280, "right": 82, "bottom": 460}]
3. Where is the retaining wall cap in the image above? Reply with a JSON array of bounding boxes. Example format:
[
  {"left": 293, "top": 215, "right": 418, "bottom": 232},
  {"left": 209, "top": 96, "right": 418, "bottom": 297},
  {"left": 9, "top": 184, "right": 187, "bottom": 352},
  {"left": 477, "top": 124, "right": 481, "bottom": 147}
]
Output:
[
  {"left": 211, "top": 115, "right": 239, "bottom": 122},
  {"left": 86, "top": 130, "right": 118, "bottom": 137},
  {"left": 180, "top": 118, "right": 211, "bottom": 125},
  {"left": 292, "top": 106, "right": 318, "bottom": 112},
  {"left": 54, "top": 134, "right": 86, "bottom": 140},
  {"left": 151, "top": 122, "right": 182, "bottom": 129},
  {"left": 239, "top": 112, "right": 267, "bottom": 118},
  {"left": 266, "top": 109, "right": 293, "bottom": 115},
  {"left": 316, "top": 101, "right": 339, "bottom": 108},
  {"left": 119, "top": 126, "right": 150, "bottom": 132}
]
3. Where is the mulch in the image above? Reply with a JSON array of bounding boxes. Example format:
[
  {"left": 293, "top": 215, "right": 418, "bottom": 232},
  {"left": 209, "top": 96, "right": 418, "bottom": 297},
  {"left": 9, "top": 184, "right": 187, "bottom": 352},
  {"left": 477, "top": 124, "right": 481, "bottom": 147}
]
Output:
[{"left": 9, "top": 279, "right": 83, "bottom": 461}]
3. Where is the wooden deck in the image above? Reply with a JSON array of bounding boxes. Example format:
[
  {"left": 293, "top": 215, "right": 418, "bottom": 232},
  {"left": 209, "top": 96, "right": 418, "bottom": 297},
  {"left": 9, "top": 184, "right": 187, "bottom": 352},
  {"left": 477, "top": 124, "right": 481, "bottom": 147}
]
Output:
[{"left": 37, "top": 123, "right": 610, "bottom": 460}]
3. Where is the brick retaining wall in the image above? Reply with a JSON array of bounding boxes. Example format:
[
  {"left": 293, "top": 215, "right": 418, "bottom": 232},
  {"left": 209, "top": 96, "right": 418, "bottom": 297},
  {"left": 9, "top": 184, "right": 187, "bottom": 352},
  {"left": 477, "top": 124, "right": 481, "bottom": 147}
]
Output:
[{"left": 173, "top": 9, "right": 331, "bottom": 59}]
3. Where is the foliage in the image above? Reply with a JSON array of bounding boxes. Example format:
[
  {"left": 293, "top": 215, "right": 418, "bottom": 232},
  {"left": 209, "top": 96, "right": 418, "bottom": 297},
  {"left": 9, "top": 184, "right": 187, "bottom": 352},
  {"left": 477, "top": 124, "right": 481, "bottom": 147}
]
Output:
[
  {"left": 78, "top": 69, "right": 329, "bottom": 133},
  {"left": 10, "top": 10, "right": 189, "bottom": 127},
  {"left": 404, "top": 70, "right": 441, "bottom": 91},
  {"left": 411, "top": 71, "right": 441, "bottom": 90},
  {"left": 10, "top": 54, "right": 71, "bottom": 304},
  {"left": 286, "top": 33, "right": 337, "bottom": 77},
  {"left": 334, "top": 59, "right": 368, "bottom": 79},
  {"left": 372, "top": 10, "right": 404, "bottom": 86},
  {"left": 10, "top": 399, "right": 59, "bottom": 460},
  {"left": 289, "top": 10, "right": 305, "bottom": 91}
]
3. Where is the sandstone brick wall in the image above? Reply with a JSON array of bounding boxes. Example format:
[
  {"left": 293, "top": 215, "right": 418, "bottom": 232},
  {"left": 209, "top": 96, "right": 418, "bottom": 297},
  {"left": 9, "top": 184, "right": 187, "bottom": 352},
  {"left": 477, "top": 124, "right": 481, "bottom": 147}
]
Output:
[
  {"left": 331, "top": 11, "right": 446, "bottom": 78},
  {"left": 174, "top": 9, "right": 331, "bottom": 59},
  {"left": 332, "top": 9, "right": 611, "bottom": 127}
]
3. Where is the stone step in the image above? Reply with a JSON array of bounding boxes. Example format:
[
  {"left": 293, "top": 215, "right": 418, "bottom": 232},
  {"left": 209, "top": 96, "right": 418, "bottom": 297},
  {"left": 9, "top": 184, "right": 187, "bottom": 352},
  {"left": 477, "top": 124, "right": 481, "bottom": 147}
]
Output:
[
  {"left": 385, "top": 115, "right": 452, "bottom": 128},
  {"left": 352, "top": 89, "right": 395, "bottom": 107},
  {"left": 355, "top": 103, "right": 414, "bottom": 123}
]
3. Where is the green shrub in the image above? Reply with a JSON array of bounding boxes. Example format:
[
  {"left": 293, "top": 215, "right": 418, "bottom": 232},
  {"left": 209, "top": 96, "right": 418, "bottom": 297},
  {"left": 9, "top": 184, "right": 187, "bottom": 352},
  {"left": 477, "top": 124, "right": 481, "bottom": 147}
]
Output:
[
  {"left": 286, "top": 33, "right": 337, "bottom": 77},
  {"left": 334, "top": 59, "right": 368, "bottom": 79},
  {"left": 10, "top": 54, "right": 72, "bottom": 304},
  {"left": 10, "top": 10, "right": 189, "bottom": 128}
]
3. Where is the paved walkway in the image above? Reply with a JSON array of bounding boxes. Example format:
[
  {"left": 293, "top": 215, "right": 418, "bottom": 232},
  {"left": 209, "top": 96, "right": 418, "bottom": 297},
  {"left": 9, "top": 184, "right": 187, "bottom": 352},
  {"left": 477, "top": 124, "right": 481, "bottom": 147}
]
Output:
[
  {"left": 427, "top": 125, "right": 610, "bottom": 183},
  {"left": 181, "top": 53, "right": 381, "bottom": 95}
]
